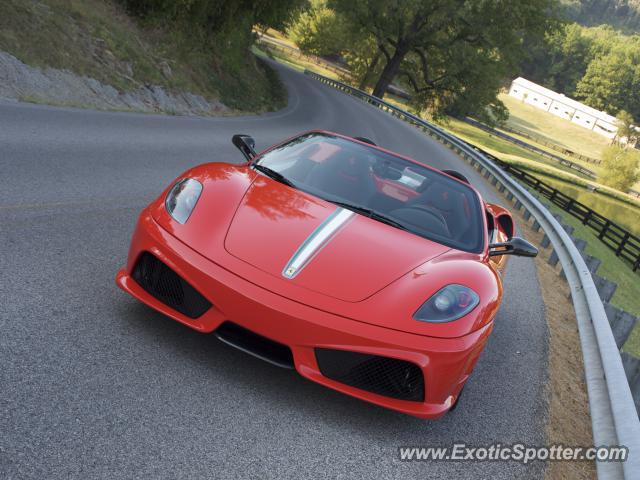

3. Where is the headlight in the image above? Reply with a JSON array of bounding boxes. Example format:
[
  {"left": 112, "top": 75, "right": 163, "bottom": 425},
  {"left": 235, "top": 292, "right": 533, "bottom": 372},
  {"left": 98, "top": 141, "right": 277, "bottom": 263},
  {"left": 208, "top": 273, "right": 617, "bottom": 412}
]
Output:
[
  {"left": 413, "top": 284, "right": 479, "bottom": 323},
  {"left": 165, "top": 178, "right": 202, "bottom": 224}
]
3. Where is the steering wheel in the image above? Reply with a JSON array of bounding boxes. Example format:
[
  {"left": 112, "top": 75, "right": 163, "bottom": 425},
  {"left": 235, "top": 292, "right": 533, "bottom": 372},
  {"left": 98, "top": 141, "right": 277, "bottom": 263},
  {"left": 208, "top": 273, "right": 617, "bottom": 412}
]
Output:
[{"left": 401, "top": 205, "right": 449, "bottom": 234}]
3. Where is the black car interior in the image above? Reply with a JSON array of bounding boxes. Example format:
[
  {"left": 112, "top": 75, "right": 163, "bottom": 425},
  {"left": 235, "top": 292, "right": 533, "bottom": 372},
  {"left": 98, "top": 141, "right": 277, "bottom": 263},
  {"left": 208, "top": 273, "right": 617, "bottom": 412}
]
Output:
[{"left": 261, "top": 133, "right": 484, "bottom": 253}]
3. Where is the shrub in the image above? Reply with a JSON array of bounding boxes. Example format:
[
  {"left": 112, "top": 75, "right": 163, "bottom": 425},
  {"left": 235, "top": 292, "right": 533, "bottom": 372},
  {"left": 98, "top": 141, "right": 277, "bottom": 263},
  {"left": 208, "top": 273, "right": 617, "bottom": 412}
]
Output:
[{"left": 599, "top": 145, "right": 640, "bottom": 191}]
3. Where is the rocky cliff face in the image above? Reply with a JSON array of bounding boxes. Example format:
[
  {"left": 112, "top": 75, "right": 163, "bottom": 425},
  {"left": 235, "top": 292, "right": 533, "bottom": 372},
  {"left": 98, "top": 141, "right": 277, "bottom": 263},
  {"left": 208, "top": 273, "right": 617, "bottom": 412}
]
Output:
[{"left": 0, "top": 51, "right": 230, "bottom": 115}]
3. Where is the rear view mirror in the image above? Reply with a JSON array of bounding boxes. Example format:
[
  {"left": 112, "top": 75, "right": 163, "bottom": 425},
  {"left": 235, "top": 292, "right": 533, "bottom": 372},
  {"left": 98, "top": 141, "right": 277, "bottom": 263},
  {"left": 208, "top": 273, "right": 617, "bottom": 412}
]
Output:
[
  {"left": 489, "top": 237, "right": 538, "bottom": 257},
  {"left": 232, "top": 134, "right": 256, "bottom": 161},
  {"left": 372, "top": 162, "right": 403, "bottom": 180}
]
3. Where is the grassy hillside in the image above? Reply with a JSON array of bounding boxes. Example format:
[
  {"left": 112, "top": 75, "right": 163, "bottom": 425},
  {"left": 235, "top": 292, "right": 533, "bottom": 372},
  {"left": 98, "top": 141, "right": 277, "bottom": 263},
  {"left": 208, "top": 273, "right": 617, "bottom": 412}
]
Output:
[
  {"left": 500, "top": 94, "right": 612, "bottom": 161},
  {"left": 0, "top": 0, "right": 286, "bottom": 112}
]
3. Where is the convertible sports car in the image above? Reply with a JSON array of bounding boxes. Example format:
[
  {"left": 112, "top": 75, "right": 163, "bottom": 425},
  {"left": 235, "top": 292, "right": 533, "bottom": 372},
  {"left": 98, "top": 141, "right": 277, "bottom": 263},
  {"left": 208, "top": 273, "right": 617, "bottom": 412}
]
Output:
[{"left": 116, "top": 130, "right": 537, "bottom": 419}]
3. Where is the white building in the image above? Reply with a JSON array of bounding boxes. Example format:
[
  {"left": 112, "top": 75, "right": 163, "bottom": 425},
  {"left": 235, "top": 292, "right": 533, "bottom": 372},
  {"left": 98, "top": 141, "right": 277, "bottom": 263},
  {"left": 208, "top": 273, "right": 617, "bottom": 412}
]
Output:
[{"left": 508, "top": 77, "right": 619, "bottom": 139}]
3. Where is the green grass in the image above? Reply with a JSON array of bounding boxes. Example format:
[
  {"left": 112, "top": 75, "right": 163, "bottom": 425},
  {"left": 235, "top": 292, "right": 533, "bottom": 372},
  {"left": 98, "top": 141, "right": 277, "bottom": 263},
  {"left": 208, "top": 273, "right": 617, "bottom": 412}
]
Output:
[
  {"left": 497, "top": 125, "right": 602, "bottom": 172},
  {"left": 442, "top": 118, "right": 595, "bottom": 179},
  {"left": 527, "top": 187, "right": 640, "bottom": 356},
  {"left": 0, "top": 0, "right": 286, "bottom": 113},
  {"left": 434, "top": 117, "right": 640, "bottom": 208},
  {"left": 500, "top": 93, "right": 612, "bottom": 161}
]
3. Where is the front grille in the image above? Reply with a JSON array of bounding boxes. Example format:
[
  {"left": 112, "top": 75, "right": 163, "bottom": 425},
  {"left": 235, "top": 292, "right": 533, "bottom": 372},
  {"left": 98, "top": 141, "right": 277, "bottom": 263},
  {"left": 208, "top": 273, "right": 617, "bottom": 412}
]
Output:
[
  {"left": 315, "top": 349, "right": 424, "bottom": 402},
  {"left": 132, "top": 252, "right": 211, "bottom": 319},
  {"left": 215, "top": 322, "right": 294, "bottom": 369}
]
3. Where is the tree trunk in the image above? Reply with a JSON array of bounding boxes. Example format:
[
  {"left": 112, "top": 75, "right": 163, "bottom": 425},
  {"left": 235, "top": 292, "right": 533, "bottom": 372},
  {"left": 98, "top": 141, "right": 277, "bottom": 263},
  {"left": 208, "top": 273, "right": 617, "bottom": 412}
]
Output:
[
  {"left": 359, "top": 51, "right": 381, "bottom": 90},
  {"left": 372, "top": 46, "right": 407, "bottom": 98}
]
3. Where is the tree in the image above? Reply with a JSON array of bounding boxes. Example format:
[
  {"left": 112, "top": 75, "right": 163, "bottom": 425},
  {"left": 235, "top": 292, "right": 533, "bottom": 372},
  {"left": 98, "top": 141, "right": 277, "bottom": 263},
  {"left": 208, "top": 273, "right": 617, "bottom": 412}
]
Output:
[
  {"left": 286, "top": 0, "right": 380, "bottom": 87},
  {"left": 519, "top": 23, "right": 640, "bottom": 121},
  {"left": 575, "top": 39, "right": 640, "bottom": 120},
  {"left": 615, "top": 110, "right": 639, "bottom": 146},
  {"left": 545, "top": 23, "right": 594, "bottom": 93},
  {"left": 287, "top": 0, "right": 349, "bottom": 56},
  {"left": 563, "top": 0, "right": 640, "bottom": 33},
  {"left": 120, "top": 0, "right": 306, "bottom": 35},
  {"left": 599, "top": 145, "right": 640, "bottom": 190},
  {"left": 117, "top": 0, "right": 307, "bottom": 109},
  {"left": 328, "top": 0, "right": 558, "bottom": 100}
]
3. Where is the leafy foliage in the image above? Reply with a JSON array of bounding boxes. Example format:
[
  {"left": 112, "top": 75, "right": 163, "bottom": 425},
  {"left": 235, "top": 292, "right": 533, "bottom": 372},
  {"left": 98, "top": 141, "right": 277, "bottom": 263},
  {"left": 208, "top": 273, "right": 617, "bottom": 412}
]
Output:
[
  {"left": 521, "top": 24, "right": 640, "bottom": 120},
  {"left": 616, "top": 110, "right": 639, "bottom": 144},
  {"left": 287, "top": 0, "right": 349, "bottom": 56},
  {"left": 563, "top": 0, "right": 640, "bottom": 33},
  {"left": 315, "top": 0, "right": 558, "bottom": 121},
  {"left": 575, "top": 37, "right": 640, "bottom": 118},
  {"left": 119, "top": 0, "right": 305, "bottom": 32},
  {"left": 115, "top": 0, "right": 306, "bottom": 110},
  {"left": 599, "top": 145, "right": 640, "bottom": 190},
  {"left": 286, "top": 0, "right": 381, "bottom": 89}
]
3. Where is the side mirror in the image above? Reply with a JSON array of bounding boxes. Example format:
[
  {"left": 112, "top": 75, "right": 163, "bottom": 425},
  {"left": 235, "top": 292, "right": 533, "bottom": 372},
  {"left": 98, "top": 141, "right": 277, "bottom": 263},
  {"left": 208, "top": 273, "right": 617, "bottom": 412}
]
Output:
[
  {"left": 489, "top": 236, "right": 538, "bottom": 258},
  {"left": 232, "top": 134, "right": 256, "bottom": 161}
]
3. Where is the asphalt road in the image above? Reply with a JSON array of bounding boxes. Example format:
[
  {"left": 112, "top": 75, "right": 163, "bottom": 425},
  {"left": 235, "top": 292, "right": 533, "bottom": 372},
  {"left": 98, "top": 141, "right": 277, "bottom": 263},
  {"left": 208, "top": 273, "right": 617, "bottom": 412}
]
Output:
[{"left": 1, "top": 63, "right": 548, "bottom": 479}]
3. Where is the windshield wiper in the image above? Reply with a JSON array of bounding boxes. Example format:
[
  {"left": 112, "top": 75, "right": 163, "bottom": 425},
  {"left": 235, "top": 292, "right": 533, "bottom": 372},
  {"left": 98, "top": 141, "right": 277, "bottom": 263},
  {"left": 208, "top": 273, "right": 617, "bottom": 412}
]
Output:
[
  {"left": 330, "top": 200, "right": 411, "bottom": 232},
  {"left": 253, "top": 164, "right": 296, "bottom": 188}
]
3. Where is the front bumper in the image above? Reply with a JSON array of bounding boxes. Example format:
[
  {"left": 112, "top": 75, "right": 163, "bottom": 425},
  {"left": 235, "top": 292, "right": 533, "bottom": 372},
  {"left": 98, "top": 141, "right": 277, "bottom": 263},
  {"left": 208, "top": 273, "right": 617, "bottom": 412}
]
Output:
[{"left": 116, "top": 211, "right": 493, "bottom": 419}]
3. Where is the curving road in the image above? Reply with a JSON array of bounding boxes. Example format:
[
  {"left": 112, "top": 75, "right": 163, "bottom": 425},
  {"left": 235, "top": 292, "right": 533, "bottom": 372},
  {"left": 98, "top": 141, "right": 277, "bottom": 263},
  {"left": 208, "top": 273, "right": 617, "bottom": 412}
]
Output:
[{"left": 1, "top": 62, "right": 548, "bottom": 479}]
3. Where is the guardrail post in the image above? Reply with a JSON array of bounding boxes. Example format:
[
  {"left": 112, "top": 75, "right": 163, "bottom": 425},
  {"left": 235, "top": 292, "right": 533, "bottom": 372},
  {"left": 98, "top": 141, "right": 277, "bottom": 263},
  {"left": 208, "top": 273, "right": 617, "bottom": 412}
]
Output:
[
  {"left": 604, "top": 304, "right": 638, "bottom": 349},
  {"left": 581, "top": 254, "right": 602, "bottom": 274},
  {"left": 572, "top": 237, "right": 587, "bottom": 252},
  {"left": 621, "top": 353, "right": 640, "bottom": 415},
  {"left": 616, "top": 233, "right": 630, "bottom": 257},
  {"left": 593, "top": 275, "right": 618, "bottom": 303}
]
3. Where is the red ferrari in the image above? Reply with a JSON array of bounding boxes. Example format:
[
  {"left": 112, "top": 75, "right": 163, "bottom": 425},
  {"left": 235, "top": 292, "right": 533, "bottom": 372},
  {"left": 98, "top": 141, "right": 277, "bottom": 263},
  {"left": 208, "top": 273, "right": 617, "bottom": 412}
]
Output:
[{"left": 116, "top": 131, "right": 537, "bottom": 419}]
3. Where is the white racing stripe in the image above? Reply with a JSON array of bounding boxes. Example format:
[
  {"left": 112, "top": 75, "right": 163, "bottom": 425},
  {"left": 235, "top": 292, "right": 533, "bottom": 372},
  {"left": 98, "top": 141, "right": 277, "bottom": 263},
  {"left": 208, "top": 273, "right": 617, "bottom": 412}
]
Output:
[{"left": 282, "top": 207, "right": 355, "bottom": 279}]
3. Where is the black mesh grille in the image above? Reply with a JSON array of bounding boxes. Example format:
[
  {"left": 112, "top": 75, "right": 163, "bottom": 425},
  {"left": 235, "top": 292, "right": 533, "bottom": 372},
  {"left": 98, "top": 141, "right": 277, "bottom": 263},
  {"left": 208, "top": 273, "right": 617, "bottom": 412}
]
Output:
[
  {"left": 315, "top": 349, "right": 424, "bottom": 402},
  {"left": 132, "top": 252, "right": 211, "bottom": 319}
]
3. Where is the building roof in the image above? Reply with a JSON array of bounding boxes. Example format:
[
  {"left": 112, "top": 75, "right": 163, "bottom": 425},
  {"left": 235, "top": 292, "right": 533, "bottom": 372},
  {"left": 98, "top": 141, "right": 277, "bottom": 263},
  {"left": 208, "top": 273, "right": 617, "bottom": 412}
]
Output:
[{"left": 511, "top": 77, "right": 618, "bottom": 124}]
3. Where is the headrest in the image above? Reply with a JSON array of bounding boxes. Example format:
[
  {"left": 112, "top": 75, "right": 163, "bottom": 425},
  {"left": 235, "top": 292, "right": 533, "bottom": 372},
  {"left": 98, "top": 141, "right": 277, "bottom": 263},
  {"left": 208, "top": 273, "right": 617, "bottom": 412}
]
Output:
[
  {"left": 338, "top": 155, "right": 370, "bottom": 177},
  {"left": 422, "top": 182, "right": 462, "bottom": 212}
]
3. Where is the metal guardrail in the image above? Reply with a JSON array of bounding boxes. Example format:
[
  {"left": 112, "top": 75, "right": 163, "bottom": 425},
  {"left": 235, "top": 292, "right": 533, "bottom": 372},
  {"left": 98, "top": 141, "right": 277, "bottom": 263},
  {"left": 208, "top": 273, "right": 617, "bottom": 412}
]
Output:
[{"left": 304, "top": 70, "right": 640, "bottom": 479}]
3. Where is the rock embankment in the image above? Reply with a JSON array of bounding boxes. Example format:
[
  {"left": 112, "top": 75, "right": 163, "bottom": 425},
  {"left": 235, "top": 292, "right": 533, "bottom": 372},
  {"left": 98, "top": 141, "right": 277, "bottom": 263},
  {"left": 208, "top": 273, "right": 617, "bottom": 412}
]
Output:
[{"left": 0, "top": 51, "right": 229, "bottom": 115}]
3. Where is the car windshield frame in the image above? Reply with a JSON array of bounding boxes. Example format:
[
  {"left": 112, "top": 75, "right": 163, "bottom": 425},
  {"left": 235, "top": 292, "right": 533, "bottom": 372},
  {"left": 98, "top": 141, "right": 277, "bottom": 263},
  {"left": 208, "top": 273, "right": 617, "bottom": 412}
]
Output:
[{"left": 251, "top": 132, "right": 486, "bottom": 254}]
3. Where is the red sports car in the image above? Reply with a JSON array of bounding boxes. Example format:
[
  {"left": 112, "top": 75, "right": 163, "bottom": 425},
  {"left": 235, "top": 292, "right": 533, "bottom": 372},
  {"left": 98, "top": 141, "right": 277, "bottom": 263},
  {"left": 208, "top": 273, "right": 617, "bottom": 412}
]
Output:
[{"left": 116, "top": 131, "right": 537, "bottom": 419}]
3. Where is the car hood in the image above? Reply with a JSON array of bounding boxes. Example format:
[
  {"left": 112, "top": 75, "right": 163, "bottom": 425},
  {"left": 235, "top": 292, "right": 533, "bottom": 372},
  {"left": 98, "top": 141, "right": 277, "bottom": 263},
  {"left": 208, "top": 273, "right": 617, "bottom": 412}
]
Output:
[{"left": 223, "top": 176, "right": 450, "bottom": 302}]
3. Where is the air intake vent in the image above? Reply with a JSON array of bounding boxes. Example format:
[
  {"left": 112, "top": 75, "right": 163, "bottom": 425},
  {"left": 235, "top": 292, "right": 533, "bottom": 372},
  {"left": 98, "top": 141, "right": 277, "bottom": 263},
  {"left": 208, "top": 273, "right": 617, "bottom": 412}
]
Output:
[
  {"left": 215, "top": 322, "right": 294, "bottom": 369},
  {"left": 132, "top": 252, "right": 211, "bottom": 319},
  {"left": 315, "top": 349, "right": 424, "bottom": 402}
]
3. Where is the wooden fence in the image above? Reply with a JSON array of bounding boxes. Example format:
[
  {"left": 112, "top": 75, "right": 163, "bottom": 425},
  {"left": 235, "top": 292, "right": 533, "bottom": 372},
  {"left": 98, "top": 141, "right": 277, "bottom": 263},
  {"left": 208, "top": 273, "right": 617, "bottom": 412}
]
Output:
[
  {"left": 464, "top": 117, "right": 640, "bottom": 199},
  {"left": 480, "top": 153, "right": 640, "bottom": 272},
  {"left": 255, "top": 35, "right": 351, "bottom": 79},
  {"left": 500, "top": 124, "right": 602, "bottom": 165}
]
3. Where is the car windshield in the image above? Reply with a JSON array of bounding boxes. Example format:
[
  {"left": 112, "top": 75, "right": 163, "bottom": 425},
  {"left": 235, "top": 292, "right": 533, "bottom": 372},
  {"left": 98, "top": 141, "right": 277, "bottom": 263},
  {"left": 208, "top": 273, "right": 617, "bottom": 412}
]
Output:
[{"left": 254, "top": 132, "right": 485, "bottom": 253}]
